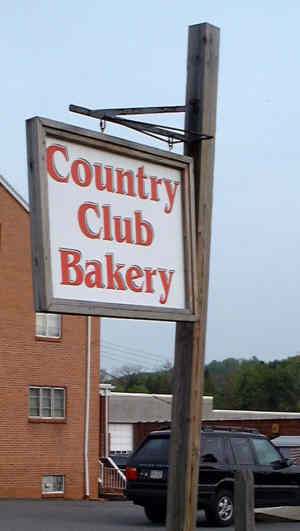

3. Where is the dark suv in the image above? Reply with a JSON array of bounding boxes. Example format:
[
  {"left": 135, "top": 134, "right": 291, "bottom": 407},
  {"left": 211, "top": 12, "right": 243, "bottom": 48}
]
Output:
[{"left": 125, "top": 426, "right": 300, "bottom": 526}]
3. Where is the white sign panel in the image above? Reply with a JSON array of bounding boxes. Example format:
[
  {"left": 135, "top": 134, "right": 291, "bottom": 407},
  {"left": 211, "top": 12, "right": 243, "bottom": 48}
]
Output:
[{"left": 27, "top": 118, "right": 198, "bottom": 321}]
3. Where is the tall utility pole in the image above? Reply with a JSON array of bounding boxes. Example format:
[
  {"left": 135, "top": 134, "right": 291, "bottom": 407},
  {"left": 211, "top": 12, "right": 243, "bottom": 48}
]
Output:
[{"left": 167, "top": 23, "right": 220, "bottom": 531}]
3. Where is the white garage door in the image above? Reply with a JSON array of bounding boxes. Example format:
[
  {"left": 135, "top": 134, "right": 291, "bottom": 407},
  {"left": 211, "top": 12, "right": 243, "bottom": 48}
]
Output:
[{"left": 109, "top": 423, "right": 133, "bottom": 453}]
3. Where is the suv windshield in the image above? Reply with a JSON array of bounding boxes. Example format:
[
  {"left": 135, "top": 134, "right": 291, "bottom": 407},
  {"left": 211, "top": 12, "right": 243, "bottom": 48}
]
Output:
[{"left": 251, "top": 438, "right": 282, "bottom": 465}]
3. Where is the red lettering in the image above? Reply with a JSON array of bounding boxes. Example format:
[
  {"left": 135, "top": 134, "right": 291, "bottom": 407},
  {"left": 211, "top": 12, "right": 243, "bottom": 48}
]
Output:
[
  {"left": 102, "top": 205, "right": 113, "bottom": 241},
  {"left": 158, "top": 269, "right": 174, "bottom": 304},
  {"left": 135, "top": 211, "right": 153, "bottom": 246},
  {"left": 137, "top": 167, "right": 148, "bottom": 200},
  {"left": 71, "top": 159, "right": 92, "bottom": 187},
  {"left": 60, "top": 249, "right": 83, "bottom": 285},
  {"left": 144, "top": 268, "right": 157, "bottom": 293},
  {"left": 150, "top": 176, "right": 162, "bottom": 202},
  {"left": 85, "top": 261, "right": 104, "bottom": 288},
  {"left": 78, "top": 203, "right": 100, "bottom": 239},
  {"left": 47, "top": 145, "right": 69, "bottom": 183},
  {"left": 94, "top": 164, "right": 114, "bottom": 192},
  {"left": 126, "top": 266, "right": 144, "bottom": 292},
  {"left": 106, "top": 254, "right": 126, "bottom": 291},
  {"left": 114, "top": 217, "right": 133, "bottom": 244},
  {"left": 163, "top": 179, "right": 179, "bottom": 214},
  {"left": 116, "top": 169, "right": 135, "bottom": 197},
  {"left": 58, "top": 248, "right": 174, "bottom": 305}
]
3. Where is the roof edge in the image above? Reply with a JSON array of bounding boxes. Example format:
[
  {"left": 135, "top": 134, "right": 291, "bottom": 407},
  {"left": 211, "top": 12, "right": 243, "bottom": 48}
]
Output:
[
  {"left": 211, "top": 409, "right": 300, "bottom": 420},
  {"left": 0, "top": 175, "right": 29, "bottom": 212},
  {"left": 107, "top": 392, "right": 213, "bottom": 399}
]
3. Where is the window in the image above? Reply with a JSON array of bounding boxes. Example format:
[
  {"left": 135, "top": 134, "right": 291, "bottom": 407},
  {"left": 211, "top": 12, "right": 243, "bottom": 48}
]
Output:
[
  {"left": 251, "top": 438, "right": 282, "bottom": 465},
  {"left": 132, "top": 437, "right": 169, "bottom": 465},
  {"left": 201, "top": 436, "right": 225, "bottom": 463},
  {"left": 42, "top": 475, "right": 64, "bottom": 494},
  {"left": 36, "top": 313, "right": 61, "bottom": 338},
  {"left": 29, "top": 387, "right": 65, "bottom": 418},
  {"left": 230, "top": 437, "right": 255, "bottom": 465},
  {"left": 109, "top": 423, "right": 133, "bottom": 452}
]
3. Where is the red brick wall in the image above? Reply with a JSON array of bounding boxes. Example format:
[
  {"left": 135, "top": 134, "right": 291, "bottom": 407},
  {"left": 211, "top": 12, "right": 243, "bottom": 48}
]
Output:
[
  {"left": 203, "top": 419, "right": 300, "bottom": 439},
  {"left": 0, "top": 183, "right": 100, "bottom": 499}
]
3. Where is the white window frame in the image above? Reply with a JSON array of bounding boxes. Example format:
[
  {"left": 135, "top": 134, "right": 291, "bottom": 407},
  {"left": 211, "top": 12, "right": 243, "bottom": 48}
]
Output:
[
  {"left": 29, "top": 386, "right": 66, "bottom": 419},
  {"left": 35, "top": 313, "right": 61, "bottom": 339},
  {"left": 42, "top": 475, "right": 65, "bottom": 494}
]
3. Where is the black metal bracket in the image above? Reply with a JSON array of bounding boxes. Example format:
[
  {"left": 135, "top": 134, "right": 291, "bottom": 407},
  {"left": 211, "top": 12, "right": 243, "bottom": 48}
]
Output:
[{"left": 69, "top": 104, "right": 213, "bottom": 147}]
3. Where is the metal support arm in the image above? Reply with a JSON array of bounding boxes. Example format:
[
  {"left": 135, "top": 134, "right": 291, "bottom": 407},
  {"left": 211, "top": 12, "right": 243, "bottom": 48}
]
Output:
[{"left": 69, "top": 104, "right": 213, "bottom": 146}]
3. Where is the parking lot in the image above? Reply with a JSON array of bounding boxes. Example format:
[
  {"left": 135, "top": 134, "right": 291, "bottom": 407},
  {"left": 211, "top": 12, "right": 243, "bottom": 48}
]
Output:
[{"left": 0, "top": 499, "right": 300, "bottom": 531}]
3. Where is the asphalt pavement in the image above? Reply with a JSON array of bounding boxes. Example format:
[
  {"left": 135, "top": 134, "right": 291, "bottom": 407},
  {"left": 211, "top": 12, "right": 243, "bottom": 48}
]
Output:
[{"left": 0, "top": 499, "right": 299, "bottom": 531}]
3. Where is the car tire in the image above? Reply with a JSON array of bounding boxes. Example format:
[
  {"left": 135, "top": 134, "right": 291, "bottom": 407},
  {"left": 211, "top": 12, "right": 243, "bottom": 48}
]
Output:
[
  {"left": 205, "top": 489, "right": 234, "bottom": 527},
  {"left": 144, "top": 504, "right": 166, "bottom": 524}
]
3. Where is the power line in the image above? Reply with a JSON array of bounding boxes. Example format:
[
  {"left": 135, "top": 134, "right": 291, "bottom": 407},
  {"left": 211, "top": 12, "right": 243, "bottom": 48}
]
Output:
[
  {"left": 101, "top": 345, "right": 165, "bottom": 364},
  {"left": 101, "top": 350, "right": 162, "bottom": 371},
  {"left": 101, "top": 338, "right": 170, "bottom": 362},
  {"left": 101, "top": 348, "right": 166, "bottom": 370}
]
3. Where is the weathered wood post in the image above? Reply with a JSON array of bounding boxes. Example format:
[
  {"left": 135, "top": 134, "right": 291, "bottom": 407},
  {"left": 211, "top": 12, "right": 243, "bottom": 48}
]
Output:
[
  {"left": 166, "top": 23, "right": 220, "bottom": 531},
  {"left": 235, "top": 469, "right": 255, "bottom": 530}
]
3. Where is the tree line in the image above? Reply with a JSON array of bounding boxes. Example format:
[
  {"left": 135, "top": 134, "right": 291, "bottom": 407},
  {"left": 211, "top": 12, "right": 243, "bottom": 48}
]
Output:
[{"left": 102, "top": 355, "right": 300, "bottom": 412}]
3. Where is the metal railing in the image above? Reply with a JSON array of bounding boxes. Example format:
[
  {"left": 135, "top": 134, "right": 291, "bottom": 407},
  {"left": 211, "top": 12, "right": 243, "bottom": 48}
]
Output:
[{"left": 99, "top": 457, "right": 126, "bottom": 491}]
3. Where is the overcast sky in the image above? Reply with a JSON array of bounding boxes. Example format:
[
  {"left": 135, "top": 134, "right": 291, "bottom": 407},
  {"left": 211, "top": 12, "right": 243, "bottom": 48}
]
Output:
[{"left": 2, "top": 1, "right": 300, "bottom": 373}]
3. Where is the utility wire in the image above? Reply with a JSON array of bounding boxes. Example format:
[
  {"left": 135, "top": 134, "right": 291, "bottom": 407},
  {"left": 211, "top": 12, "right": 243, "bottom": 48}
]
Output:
[
  {"left": 101, "top": 351, "right": 163, "bottom": 372},
  {"left": 101, "top": 346, "right": 166, "bottom": 364},
  {"left": 101, "top": 338, "right": 171, "bottom": 363}
]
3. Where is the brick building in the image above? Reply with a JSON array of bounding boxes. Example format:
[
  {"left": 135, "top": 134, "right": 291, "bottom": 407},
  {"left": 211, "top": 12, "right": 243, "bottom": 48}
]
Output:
[
  {"left": 101, "top": 391, "right": 300, "bottom": 455},
  {"left": 0, "top": 175, "right": 100, "bottom": 499}
]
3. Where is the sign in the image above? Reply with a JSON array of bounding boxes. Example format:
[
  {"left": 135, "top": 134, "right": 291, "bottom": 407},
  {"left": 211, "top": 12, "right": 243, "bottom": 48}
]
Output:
[{"left": 27, "top": 117, "right": 198, "bottom": 321}]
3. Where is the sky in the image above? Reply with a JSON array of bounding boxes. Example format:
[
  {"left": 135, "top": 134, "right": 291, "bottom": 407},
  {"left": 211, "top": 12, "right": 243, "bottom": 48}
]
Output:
[{"left": 2, "top": 1, "right": 300, "bottom": 373}]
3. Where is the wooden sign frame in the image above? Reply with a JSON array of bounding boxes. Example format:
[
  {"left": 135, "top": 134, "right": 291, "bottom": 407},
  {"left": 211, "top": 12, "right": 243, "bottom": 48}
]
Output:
[{"left": 27, "top": 117, "right": 198, "bottom": 321}]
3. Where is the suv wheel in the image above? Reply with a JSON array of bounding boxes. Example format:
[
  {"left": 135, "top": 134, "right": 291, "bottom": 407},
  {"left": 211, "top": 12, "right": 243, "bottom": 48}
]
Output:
[
  {"left": 205, "top": 489, "right": 234, "bottom": 527},
  {"left": 144, "top": 504, "right": 166, "bottom": 524}
]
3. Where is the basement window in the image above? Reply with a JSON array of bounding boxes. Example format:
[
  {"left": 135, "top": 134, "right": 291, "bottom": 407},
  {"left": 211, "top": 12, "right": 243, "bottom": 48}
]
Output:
[
  {"left": 29, "top": 387, "right": 66, "bottom": 418},
  {"left": 42, "top": 475, "right": 64, "bottom": 494},
  {"left": 36, "top": 313, "right": 61, "bottom": 339}
]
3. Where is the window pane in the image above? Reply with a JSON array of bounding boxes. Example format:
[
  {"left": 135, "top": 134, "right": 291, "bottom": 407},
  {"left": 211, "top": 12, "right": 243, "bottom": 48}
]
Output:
[
  {"left": 42, "top": 476, "right": 53, "bottom": 493},
  {"left": 252, "top": 438, "right": 282, "bottom": 465},
  {"left": 41, "top": 388, "right": 51, "bottom": 417},
  {"left": 53, "top": 389, "right": 65, "bottom": 417},
  {"left": 47, "top": 315, "right": 61, "bottom": 338},
  {"left": 54, "top": 476, "right": 64, "bottom": 492},
  {"left": 42, "top": 475, "right": 64, "bottom": 493},
  {"left": 201, "top": 436, "right": 224, "bottom": 463},
  {"left": 230, "top": 438, "right": 255, "bottom": 465},
  {"left": 36, "top": 313, "right": 46, "bottom": 336},
  {"left": 29, "top": 388, "right": 40, "bottom": 416},
  {"left": 35, "top": 313, "right": 61, "bottom": 338}
]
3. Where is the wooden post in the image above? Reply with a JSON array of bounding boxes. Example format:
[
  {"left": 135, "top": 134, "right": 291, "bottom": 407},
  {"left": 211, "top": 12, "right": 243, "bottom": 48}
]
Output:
[
  {"left": 235, "top": 469, "right": 255, "bottom": 530},
  {"left": 166, "top": 23, "right": 220, "bottom": 531}
]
